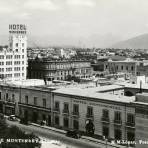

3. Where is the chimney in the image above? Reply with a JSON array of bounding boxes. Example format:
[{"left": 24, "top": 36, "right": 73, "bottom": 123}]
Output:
[
  {"left": 139, "top": 80, "right": 142, "bottom": 93},
  {"left": 96, "top": 81, "right": 98, "bottom": 87},
  {"left": 44, "top": 77, "right": 47, "bottom": 85}
]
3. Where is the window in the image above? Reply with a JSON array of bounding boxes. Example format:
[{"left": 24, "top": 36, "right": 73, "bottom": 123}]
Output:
[
  {"left": 43, "top": 99, "right": 46, "bottom": 108},
  {"left": 114, "top": 129, "right": 122, "bottom": 140},
  {"left": 126, "top": 66, "right": 128, "bottom": 70},
  {"left": 55, "top": 101, "right": 59, "bottom": 110},
  {"left": 6, "top": 61, "right": 12, "bottom": 65},
  {"left": 131, "top": 66, "right": 134, "bottom": 71},
  {"left": 102, "top": 109, "right": 109, "bottom": 119},
  {"left": 63, "top": 103, "right": 69, "bottom": 112},
  {"left": 15, "top": 43, "right": 18, "bottom": 47},
  {"left": 73, "top": 120, "right": 79, "bottom": 130},
  {"left": 22, "top": 43, "right": 24, "bottom": 47},
  {"left": 6, "top": 93, "right": 8, "bottom": 101},
  {"left": 12, "top": 94, "right": 15, "bottom": 102},
  {"left": 121, "top": 65, "right": 123, "bottom": 70},
  {"left": 25, "top": 96, "right": 28, "bottom": 104},
  {"left": 87, "top": 106, "right": 93, "bottom": 117},
  {"left": 63, "top": 118, "right": 69, "bottom": 128},
  {"left": 34, "top": 97, "right": 37, "bottom": 106},
  {"left": 15, "top": 49, "right": 18, "bottom": 52},
  {"left": 14, "top": 73, "right": 20, "bottom": 77},
  {"left": 55, "top": 116, "right": 59, "bottom": 126},
  {"left": 42, "top": 114, "right": 46, "bottom": 120},
  {"left": 114, "top": 111, "right": 121, "bottom": 122},
  {"left": 103, "top": 126, "right": 109, "bottom": 138},
  {"left": 0, "top": 55, "right": 4, "bottom": 59},
  {"left": 127, "top": 114, "right": 135, "bottom": 124},
  {"left": 116, "top": 66, "right": 118, "bottom": 70},
  {"left": 73, "top": 104, "right": 79, "bottom": 114},
  {"left": 0, "top": 92, "right": 1, "bottom": 100}
]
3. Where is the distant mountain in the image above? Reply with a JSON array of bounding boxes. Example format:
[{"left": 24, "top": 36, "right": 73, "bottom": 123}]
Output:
[{"left": 111, "top": 33, "right": 148, "bottom": 49}]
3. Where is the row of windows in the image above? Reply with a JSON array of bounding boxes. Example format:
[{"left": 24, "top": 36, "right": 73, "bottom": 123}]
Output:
[
  {"left": 5, "top": 74, "right": 13, "bottom": 78},
  {"left": 25, "top": 96, "right": 46, "bottom": 108},
  {"left": 6, "top": 61, "right": 12, "bottom": 65},
  {"left": 0, "top": 73, "right": 24, "bottom": 78},
  {"left": 25, "top": 98, "right": 134, "bottom": 124},
  {"left": 0, "top": 92, "right": 15, "bottom": 102},
  {"left": 103, "top": 126, "right": 135, "bottom": 141},
  {"left": 0, "top": 62, "right": 4, "bottom": 65},
  {"left": 106, "top": 65, "right": 134, "bottom": 71},
  {"left": 14, "top": 67, "right": 20, "bottom": 71},
  {"left": 54, "top": 102, "right": 135, "bottom": 124},
  {"left": 0, "top": 53, "right": 25, "bottom": 60},
  {"left": 0, "top": 67, "right": 25, "bottom": 72},
  {"left": 6, "top": 68, "right": 12, "bottom": 72},
  {"left": 6, "top": 55, "right": 13, "bottom": 59},
  {"left": 14, "top": 73, "right": 20, "bottom": 77},
  {"left": 0, "top": 68, "right": 4, "bottom": 72},
  {"left": 0, "top": 56, "right": 4, "bottom": 59},
  {"left": 14, "top": 55, "right": 25, "bottom": 59},
  {"left": 0, "top": 61, "right": 25, "bottom": 65},
  {"left": 15, "top": 43, "right": 25, "bottom": 47}
]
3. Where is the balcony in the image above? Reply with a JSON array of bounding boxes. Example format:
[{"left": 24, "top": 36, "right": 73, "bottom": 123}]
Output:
[
  {"left": 62, "top": 109, "right": 69, "bottom": 115},
  {"left": 72, "top": 112, "right": 79, "bottom": 117},
  {"left": 86, "top": 114, "right": 94, "bottom": 119},
  {"left": 126, "top": 122, "right": 135, "bottom": 128},
  {"left": 53, "top": 108, "right": 60, "bottom": 113},
  {"left": 4, "top": 101, "right": 16, "bottom": 106},
  {"left": 114, "top": 119, "right": 122, "bottom": 125},
  {"left": 101, "top": 117, "right": 110, "bottom": 123},
  {"left": 18, "top": 103, "right": 51, "bottom": 113}
]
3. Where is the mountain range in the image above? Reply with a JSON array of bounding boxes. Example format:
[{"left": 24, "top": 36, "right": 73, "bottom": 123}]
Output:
[
  {"left": 1, "top": 33, "right": 148, "bottom": 49},
  {"left": 111, "top": 33, "right": 148, "bottom": 49}
]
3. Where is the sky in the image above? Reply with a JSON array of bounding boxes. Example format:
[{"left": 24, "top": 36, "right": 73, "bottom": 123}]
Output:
[{"left": 0, "top": 0, "right": 148, "bottom": 48}]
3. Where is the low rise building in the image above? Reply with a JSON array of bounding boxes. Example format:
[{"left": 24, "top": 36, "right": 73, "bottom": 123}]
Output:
[
  {"left": 133, "top": 93, "right": 148, "bottom": 148},
  {"left": 0, "top": 82, "right": 135, "bottom": 145},
  {"left": 28, "top": 59, "right": 93, "bottom": 81},
  {"left": 104, "top": 58, "right": 137, "bottom": 78}
]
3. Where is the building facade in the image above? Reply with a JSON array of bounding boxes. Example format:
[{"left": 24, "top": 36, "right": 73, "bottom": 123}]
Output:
[
  {"left": 134, "top": 93, "right": 148, "bottom": 148},
  {"left": 104, "top": 58, "right": 137, "bottom": 78},
  {"left": 0, "top": 83, "right": 135, "bottom": 146},
  {"left": 0, "top": 24, "right": 27, "bottom": 81},
  {"left": 28, "top": 59, "right": 93, "bottom": 81}
]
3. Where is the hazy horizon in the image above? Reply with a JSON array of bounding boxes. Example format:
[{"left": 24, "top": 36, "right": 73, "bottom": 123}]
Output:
[{"left": 0, "top": 0, "right": 148, "bottom": 48}]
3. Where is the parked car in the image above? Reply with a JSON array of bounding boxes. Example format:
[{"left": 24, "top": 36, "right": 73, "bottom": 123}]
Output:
[
  {"left": 66, "top": 130, "right": 81, "bottom": 139},
  {"left": 8, "top": 115, "right": 19, "bottom": 121},
  {"left": 0, "top": 113, "right": 4, "bottom": 119},
  {"left": 20, "top": 118, "right": 28, "bottom": 125}
]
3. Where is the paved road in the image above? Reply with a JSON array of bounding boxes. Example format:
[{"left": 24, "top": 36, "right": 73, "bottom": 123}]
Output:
[{"left": 6, "top": 120, "right": 121, "bottom": 148}]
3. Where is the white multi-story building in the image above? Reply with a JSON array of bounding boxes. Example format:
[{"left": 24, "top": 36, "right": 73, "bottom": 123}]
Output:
[{"left": 0, "top": 24, "right": 27, "bottom": 81}]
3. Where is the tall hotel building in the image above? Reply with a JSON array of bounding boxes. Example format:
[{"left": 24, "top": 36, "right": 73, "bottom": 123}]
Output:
[{"left": 0, "top": 24, "right": 27, "bottom": 81}]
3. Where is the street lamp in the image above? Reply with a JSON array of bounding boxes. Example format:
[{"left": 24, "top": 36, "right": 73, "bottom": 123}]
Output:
[{"left": 103, "top": 136, "right": 108, "bottom": 148}]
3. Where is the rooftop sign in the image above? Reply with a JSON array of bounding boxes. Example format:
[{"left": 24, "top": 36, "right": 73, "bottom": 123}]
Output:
[{"left": 9, "top": 24, "right": 27, "bottom": 34}]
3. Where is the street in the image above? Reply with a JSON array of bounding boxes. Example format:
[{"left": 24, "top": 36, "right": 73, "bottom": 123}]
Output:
[{"left": 6, "top": 120, "right": 121, "bottom": 148}]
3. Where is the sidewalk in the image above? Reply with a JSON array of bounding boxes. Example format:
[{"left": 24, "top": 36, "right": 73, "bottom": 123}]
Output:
[{"left": 31, "top": 123, "right": 130, "bottom": 148}]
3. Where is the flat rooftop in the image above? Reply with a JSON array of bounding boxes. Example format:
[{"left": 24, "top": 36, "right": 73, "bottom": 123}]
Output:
[
  {"left": 53, "top": 87, "right": 135, "bottom": 104},
  {"left": 125, "top": 83, "right": 148, "bottom": 90},
  {"left": 81, "top": 84, "right": 124, "bottom": 93}
]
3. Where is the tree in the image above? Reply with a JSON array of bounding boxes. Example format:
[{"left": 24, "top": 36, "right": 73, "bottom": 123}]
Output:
[{"left": 0, "top": 118, "right": 41, "bottom": 148}]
